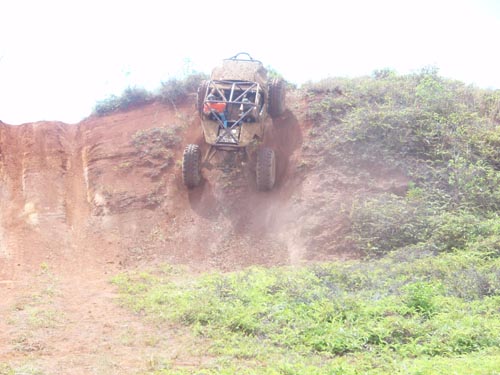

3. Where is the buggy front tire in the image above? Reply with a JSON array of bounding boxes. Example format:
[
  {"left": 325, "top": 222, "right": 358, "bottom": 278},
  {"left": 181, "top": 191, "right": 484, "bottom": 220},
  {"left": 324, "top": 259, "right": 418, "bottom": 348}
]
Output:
[
  {"left": 182, "top": 144, "right": 202, "bottom": 189},
  {"left": 256, "top": 147, "right": 276, "bottom": 191}
]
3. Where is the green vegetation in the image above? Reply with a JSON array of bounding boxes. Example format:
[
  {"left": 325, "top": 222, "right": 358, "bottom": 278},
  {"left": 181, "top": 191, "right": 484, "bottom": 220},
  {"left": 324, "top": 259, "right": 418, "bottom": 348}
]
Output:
[
  {"left": 113, "top": 253, "right": 500, "bottom": 374},
  {"left": 303, "top": 67, "right": 500, "bottom": 256},
  {"left": 158, "top": 72, "right": 207, "bottom": 106},
  {"left": 93, "top": 73, "right": 207, "bottom": 116},
  {"left": 93, "top": 86, "right": 153, "bottom": 116}
]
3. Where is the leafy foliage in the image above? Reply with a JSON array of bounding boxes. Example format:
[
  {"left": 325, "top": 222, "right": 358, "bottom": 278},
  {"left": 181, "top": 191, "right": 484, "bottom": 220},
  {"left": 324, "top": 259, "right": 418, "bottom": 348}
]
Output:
[
  {"left": 159, "top": 72, "right": 207, "bottom": 105},
  {"left": 92, "top": 73, "right": 208, "bottom": 116},
  {"left": 303, "top": 68, "right": 500, "bottom": 255},
  {"left": 349, "top": 193, "right": 434, "bottom": 254},
  {"left": 113, "top": 252, "right": 500, "bottom": 374},
  {"left": 93, "top": 86, "right": 153, "bottom": 116}
]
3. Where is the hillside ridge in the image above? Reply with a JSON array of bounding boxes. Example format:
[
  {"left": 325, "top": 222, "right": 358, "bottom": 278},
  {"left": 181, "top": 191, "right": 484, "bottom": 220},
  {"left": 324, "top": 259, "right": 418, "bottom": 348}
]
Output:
[{"left": 0, "top": 92, "right": 405, "bottom": 282}]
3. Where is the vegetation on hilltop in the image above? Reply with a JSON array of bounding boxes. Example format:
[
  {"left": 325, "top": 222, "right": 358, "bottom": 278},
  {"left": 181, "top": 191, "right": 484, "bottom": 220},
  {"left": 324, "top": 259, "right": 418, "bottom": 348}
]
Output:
[
  {"left": 92, "top": 72, "right": 207, "bottom": 116},
  {"left": 303, "top": 67, "right": 500, "bottom": 257}
]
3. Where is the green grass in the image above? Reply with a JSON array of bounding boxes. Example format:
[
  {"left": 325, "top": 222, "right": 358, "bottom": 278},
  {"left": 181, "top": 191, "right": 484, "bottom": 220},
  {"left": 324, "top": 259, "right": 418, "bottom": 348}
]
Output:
[{"left": 112, "top": 251, "right": 500, "bottom": 374}]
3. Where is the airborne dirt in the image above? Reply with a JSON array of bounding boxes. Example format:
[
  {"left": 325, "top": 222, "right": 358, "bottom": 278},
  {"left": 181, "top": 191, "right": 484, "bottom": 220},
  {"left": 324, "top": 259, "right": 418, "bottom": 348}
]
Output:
[{"left": 0, "top": 93, "right": 406, "bottom": 374}]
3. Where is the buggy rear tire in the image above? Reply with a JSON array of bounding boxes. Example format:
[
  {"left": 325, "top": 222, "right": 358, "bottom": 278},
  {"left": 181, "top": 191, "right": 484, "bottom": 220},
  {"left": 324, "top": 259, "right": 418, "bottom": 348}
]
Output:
[
  {"left": 256, "top": 147, "right": 276, "bottom": 191},
  {"left": 196, "top": 80, "right": 210, "bottom": 116},
  {"left": 268, "top": 78, "right": 286, "bottom": 118},
  {"left": 182, "top": 144, "right": 202, "bottom": 189}
]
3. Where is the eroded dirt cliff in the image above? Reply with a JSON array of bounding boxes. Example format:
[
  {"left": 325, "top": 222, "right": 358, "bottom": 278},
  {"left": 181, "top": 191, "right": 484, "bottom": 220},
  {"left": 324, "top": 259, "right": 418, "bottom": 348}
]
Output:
[{"left": 0, "top": 92, "right": 408, "bottom": 373}]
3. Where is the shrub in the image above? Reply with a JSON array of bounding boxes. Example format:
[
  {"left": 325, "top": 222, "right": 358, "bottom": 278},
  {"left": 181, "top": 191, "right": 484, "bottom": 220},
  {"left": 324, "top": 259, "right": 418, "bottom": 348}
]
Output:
[
  {"left": 446, "top": 158, "right": 500, "bottom": 211},
  {"left": 92, "top": 73, "right": 208, "bottom": 116},
  {"left": 131, "top": 126, "right": 182, "bottom": 167},
  {"left": 159, "top": 72, "right": 207, "bottom": 105},
  {"left": 429, "top": 211, "right": 484, "bottom": 252},
  {"left": 93, "top": 86, "right": 152, "bottom": 116},
  {"left": 403, "top": 281, "right": 441, "bottom": 317},
  {"left": 473, "top": 126, "right": 500, "bottom": 170},
  {"left": 349, "top": 193, "right": 433, "bottom": 255}
]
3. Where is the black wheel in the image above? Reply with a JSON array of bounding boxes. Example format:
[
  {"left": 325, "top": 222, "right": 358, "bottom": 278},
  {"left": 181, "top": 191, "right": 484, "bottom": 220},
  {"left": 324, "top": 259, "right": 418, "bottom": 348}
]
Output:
[
  {"left": 268, "top": 78, "right": 286, "bottom": 118},
  {"left": 182, "top": 144, "right": 202, "bottom": 189},
  {"left": 256, "top": 147, "right": 276, "bottom": 191},
  {"left": 196, "top": 80, "right": 210, "bottom": 116}
]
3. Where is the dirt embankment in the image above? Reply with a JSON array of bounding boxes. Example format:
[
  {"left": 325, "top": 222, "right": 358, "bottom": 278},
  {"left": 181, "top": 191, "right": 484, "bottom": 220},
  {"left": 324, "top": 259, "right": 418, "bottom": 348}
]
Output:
[
  {"left": 0, "top": 94, "right": 353, "bottom": 281},
  {"left": 0, "top": 93, "right": 407, "bottom": 373}
]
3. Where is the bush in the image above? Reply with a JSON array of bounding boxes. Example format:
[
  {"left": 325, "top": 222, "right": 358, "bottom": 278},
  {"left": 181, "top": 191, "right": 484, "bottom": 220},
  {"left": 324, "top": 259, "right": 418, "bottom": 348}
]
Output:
[
  {"left": 471, "top": 126, "right": 500, "bottom": 170},
  {"left": 446, "top": 158, "right": 500, "bottom": 211},
  {"left": 130, "top": 126, "right": 183, "bottom": 168},
  {"left": 159, "top": 72, "right": 207, "bottom": 105},
  {"left": 92, "top": 73, "right": 208, "bottom": 116},
  {"left": 93, "top": 86, "right": 152, "bottom": 116},
  {"left": 403, "top": 281, "right": 441, "bottom": 317},
  {"left": 429, "top": 211, "right": 484, "bottom": 252},
  {"left": 349, "top": 193, "right": 433, "bottom": 255}
]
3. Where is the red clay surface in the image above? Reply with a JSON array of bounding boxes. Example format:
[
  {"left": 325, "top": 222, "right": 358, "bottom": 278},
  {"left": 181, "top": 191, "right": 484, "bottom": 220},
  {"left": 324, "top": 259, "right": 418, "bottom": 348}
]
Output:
[{"left": 0, "top": 93, "right": 407, "bottom": 373}]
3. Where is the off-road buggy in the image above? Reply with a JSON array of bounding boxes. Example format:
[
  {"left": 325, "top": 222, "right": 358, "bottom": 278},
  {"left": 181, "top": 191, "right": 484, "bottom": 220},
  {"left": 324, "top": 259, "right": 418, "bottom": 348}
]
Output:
[{"left": 182, "top": 53, "right": 286, "bottom": 191}]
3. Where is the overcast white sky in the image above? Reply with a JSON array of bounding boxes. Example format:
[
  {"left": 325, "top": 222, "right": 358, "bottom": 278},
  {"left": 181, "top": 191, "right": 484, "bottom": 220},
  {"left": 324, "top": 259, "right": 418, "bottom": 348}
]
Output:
[{"left": 1, "top": 0, "right": 499, "bottom": 124}]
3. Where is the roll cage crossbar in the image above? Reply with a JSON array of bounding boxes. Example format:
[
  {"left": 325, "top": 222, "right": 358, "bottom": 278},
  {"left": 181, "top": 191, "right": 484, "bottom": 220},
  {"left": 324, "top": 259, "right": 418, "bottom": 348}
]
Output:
[
  {"left": 225, "top": 52, "right": 262, "bottom": 64},
  {"left": 203, "top": 80, "right": 263, "bottom": 145}
]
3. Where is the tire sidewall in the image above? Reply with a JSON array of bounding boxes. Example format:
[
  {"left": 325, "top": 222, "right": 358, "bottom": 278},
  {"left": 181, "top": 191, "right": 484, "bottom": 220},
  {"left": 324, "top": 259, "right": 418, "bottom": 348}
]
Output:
[
  {"left": 182, "top": 144, "right": 202, "bottom": 188},
  {"left": 256, "top": 147, "right": 276, "bottom": 191}
]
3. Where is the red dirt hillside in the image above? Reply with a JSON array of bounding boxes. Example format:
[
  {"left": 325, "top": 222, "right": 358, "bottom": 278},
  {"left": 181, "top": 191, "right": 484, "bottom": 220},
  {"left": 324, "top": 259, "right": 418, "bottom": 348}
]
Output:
[
  {"left": 0, "top": 92, "right": 408, "bottom": 374},
  {"left": 0, "top": 91, "right": 412, "bottom": 279},
  {"left": 0, "top": 93, "right": 356, "bottom": 281}
]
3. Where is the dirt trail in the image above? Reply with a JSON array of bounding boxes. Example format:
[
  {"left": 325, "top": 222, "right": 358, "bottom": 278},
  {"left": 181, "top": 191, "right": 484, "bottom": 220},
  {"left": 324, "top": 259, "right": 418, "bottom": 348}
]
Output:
[
  {"left": 0, "top": 95, "right": 407, "bottom": 373},
  {"left": 1, "top": 266, "right": 203, "bottom": 375}
]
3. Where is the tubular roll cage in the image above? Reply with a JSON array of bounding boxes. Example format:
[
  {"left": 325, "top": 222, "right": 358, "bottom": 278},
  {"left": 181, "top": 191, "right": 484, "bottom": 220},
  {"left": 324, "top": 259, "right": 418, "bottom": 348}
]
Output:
[
  {"left": 225, "top": 52, "right": 262, "bottom": 63},
  {"left": 203, "top": 79, "right": 263, "bottom": 144},
  {"left": 201, "top": 79, "right": 264, "bottom": 165}
]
